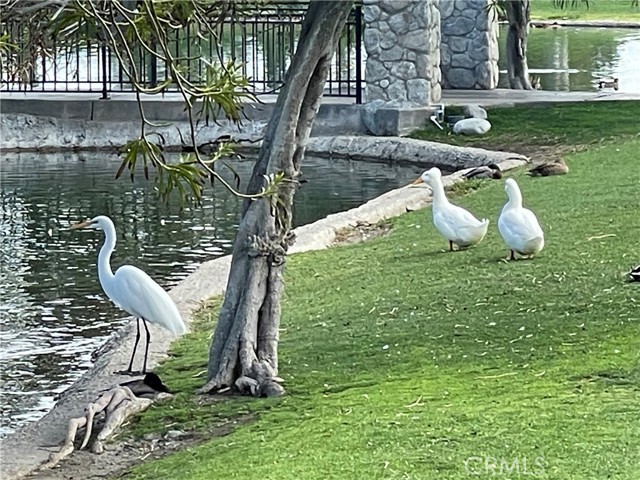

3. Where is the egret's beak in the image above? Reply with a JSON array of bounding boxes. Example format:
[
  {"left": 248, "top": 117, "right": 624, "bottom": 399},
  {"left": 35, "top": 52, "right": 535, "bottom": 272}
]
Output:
[
  {"left": 410, "top": 177, "right": 424, "bottom": 187},
  {"left": 69, "top": 220, "right": 93, "bottom": 230}
]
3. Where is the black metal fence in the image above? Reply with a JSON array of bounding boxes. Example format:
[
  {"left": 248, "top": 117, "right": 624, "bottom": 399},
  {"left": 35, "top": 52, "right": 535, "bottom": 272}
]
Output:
[{"left": 1, "top": 3, "right": 363, "bottom": 102}]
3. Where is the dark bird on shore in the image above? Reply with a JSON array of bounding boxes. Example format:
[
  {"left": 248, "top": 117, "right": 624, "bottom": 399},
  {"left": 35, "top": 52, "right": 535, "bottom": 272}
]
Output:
[
  {"left": 120, "top": 372, "right": 172, "bottom": 398},
  {"left": 462, "top": 163, "right": 502, "bottom": 180},
  {"left": 598, "top": 78, "right": 619, "bottom": 90},
  {"left": 527, "top": 158, "right": 569, "bottom": 177},
  {"left": 629, "top": 265, "right": 640, "bottom": 282}
]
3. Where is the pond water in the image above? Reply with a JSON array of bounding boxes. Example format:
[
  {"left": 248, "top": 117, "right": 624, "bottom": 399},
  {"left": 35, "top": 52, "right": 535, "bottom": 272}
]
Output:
[
  {"left": 498, "top": 26, "right": 640, "bottom": 93},
  {"left": 0, "top": 152, "right": 423, "bottom": 437}
]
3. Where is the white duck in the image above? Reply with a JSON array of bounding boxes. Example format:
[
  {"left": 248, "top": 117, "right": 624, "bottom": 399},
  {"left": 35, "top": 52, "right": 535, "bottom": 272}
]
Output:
[
  {"left": 412, "top": 167, "right": 489, "bottom": 251},
  {"left": 498, "top": 178, "right": 545, "bottom": 260}
]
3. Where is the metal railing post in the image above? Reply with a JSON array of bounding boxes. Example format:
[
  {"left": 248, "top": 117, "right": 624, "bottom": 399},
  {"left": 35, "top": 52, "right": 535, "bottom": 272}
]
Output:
[
  {"left": 100, "top": 43, "right": 109, "bottom": 99},
  {"left": 354, "top": 4, "right": 363, "bottom": 104}
]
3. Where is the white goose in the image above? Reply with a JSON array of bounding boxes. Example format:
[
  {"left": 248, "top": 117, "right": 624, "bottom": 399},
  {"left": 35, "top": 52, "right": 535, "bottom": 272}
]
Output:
[
  {"left": 498, "top": 178, "right": 545, "bottom": 260},
  {"left": 413, "top": 167, "right": 489, "bottom": 251}
]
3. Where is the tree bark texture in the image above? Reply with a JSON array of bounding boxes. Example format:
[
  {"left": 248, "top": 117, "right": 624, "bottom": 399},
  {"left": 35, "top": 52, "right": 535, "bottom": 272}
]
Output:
[
  {"left": 199, "top": 0, "right": 355, "bottom": 397},
  {"left": 505, "top": 0, "right": 533, "bottom": 89}
]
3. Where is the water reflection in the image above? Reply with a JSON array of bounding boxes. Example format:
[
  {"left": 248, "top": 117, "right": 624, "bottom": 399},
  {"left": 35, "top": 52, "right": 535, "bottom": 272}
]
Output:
[
  {"left": 0, "top": 152, "right": 422, "bottom": 437},
  {"left": 498, "top": 27, "right": 640, "bottom": 93}
]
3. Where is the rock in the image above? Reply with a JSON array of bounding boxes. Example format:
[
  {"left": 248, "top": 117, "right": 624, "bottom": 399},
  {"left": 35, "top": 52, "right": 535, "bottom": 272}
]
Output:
[
  {"left": 438, "top": 0, "right": 499, "bottom": 92},
  {"left": 463, "top": 104, "right": 488, "bottom": 119},
  {"left": 407, "top": 79, "right": 430, "bottom": 105},
  {"left": 388, "top": 12, "right": 411, "bottom": 35},
  {"left": 361, "top": 99, "right": 387, "bottom": 135},
  {"left": 364, "top": 5, "right": 381, "bottom": 23},
  {"left": 453, "top": 118, "right": 492, "bottom": 135},
  {"left": 364, "top": 0, "right": 440, "bottom": 104},
  {"left": 444, "top": 67, "right": 476, "bottom": 89},
  {"left": 442, "top": 16, "right": 475, "bottom": 36}
]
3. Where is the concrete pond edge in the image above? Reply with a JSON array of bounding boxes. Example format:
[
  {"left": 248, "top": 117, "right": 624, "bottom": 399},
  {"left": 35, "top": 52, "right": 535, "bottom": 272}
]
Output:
[{"left": 0, "top": 149, "right": 527, "bottom": 479}]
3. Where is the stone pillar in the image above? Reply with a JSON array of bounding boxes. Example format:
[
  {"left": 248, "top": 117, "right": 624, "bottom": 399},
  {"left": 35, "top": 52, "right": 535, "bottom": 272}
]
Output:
[
  {"left": 362, "top": 0, "right": 442, "bottom": 136},
  {"left": 438, "top": 0, "right": 499, "bottom": 89}
]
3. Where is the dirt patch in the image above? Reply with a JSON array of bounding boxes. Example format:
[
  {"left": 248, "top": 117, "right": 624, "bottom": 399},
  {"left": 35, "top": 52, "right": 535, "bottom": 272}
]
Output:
[
  {"left": 333, "top": 220, "right": 392, "bottom": 246},
  {"left": 27, "top": 413, "right": 255, "bottom": 480}
]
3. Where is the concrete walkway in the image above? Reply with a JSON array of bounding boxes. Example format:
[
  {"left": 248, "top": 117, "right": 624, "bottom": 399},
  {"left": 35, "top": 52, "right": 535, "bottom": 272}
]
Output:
[{"left": 2, "top": 89, "right": 638, "bottom": 132}]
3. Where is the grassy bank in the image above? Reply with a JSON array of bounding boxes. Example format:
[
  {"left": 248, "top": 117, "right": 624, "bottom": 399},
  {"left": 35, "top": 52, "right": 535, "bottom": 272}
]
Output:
[
  {"left": 410, "top": 102, "right": 640, "bottom": 149},
  {"left": 531, "top": 0, "right": 640, "bottom": 22},
  {"left": 125, "top": 103, "right": 640, "bottom": 479}
]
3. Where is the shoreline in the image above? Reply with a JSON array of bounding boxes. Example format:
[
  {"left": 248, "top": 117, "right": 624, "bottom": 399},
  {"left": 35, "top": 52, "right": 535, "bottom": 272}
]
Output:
[
  {"left": 0, "top": 157, "right": 527, "bottom": 479},
  {"left": 528, "top": 19, "right": 640, "bottom": 29}
]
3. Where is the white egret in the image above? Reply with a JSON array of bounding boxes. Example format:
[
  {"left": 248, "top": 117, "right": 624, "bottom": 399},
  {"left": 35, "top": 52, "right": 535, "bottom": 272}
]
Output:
[
  {"left": 412, "top": 167, "right": 489, "bottom": 251},
  {"left": 498, "top": 178, "right": 545, "bottom": 260},
  {"left": 70, "top": 215, "right": 186, "bottom": 375}
]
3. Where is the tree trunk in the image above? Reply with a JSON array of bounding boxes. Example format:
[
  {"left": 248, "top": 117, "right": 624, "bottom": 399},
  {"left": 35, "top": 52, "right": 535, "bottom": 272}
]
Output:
[
  {"left": 505, "top": 0, "right": 533, "bottom": 89},
  {"left": 198, "top": 0, "right": 355, "bottom": 397}
]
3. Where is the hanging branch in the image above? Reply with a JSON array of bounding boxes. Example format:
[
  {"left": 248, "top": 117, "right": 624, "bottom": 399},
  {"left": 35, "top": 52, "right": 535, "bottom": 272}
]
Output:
[{"left": 2, "top": 0, "right": 281, "bottom": 204}]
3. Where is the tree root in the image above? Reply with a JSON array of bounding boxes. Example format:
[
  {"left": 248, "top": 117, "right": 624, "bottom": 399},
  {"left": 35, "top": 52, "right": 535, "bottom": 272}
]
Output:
[{"left": 39, "top": 383, "right": 172, "bottom": 471}]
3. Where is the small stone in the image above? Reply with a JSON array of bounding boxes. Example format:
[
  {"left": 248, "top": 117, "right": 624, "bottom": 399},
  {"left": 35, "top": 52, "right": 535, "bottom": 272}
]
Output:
[
  {"left": 379, "top": 0, "right": 411, "bottom": 13},
  {"left": 407, "top": 79, "right": 430, "bottom": 105},
  {"left": 451, "top": 53, "right": 475, "bottom": 69},
  {"left": 388, "top": 12, "right": 411, "bottom": 35},
  {"left": 365, "top": 84, "right": 387, "bottom": 103},
  {"left": 379, "top": 45, "right": 404, "bottom": 62},
  {"left": 387, "top": 80, "right": 408, "bottom": 101},
  {"left": 165, "top": 429, "right": 185, "bottom": 439},
  {"left": 449, "top": 36, "right": 470, "bottom": 54},
  {"left": 400, "top": 31, "right": 429, "bottom": 52},
  {"left": 439, "top": 0, "right": 455, "bottom": 17},
  {"left": 364, "top": 29, "right": 382, "bottom": 55},
  {"left": 363, "top": 5, "right": 381, "bottom": 23},
  {"left": 380, "top": 30, "right": 397, "bottom": 49},
  {"left": 365, "top": 58, "right": 388, "bottom": 83},
  {"left": 380, "top": 79, "right": 390, "bottom": 88},
  {"left": 361, "top": 99, "right": 386, "bottom": 134},
  {"left": 463, "top": 104, "right": 488, "bottom": 119},
  {"left": 444, "top": 67, "right": 476, "bottom": 89},
  {"left": 453, "top": 118, "right": 492, "bottom": 135},
  {"left": 390, "top": 61, "right": 417, "bottom": 80},
  {"left": 442, "top": 16, "right": 475, "bottom": 36},
  {"left": 474, "top": 62, "right": 498, "bottom": 89}
]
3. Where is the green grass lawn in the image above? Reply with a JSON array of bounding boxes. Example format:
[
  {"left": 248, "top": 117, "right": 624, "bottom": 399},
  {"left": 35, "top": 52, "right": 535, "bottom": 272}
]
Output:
[
  {"left": 531, "top": 0, "right": 640, "bottom": 22},
  {"left": 125, "top": 104, "right": 640, "bottom": 479},
  {"left": 410, "top": 102, "right": 640, "bottom": 150}
]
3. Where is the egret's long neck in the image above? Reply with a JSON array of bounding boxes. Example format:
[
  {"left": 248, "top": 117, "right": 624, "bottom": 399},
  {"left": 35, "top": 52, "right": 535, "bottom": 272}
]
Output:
[
  {"left": 506, "top": 186, "right": 523, "bottom": 209},
  {"left": 98, "top": 223, "right": 116, "bottom": 286},
  {"left": 430, "top": 178, "right": 449, "bottom": 207}
]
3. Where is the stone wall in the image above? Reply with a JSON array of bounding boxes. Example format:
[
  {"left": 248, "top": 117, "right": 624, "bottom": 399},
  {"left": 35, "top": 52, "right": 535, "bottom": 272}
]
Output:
[
  {"left": 438, "top": 0, "right": 499, "bottom": 89},
  {"left": 364, "top": 0, "right": 441, "bottom": 105}
]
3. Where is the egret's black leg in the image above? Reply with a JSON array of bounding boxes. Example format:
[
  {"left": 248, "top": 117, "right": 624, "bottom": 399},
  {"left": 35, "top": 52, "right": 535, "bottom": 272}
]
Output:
[
  {"left": 449, "top": 240, "right": 454, "bottom": 252},
  {"left": 142, "top": 318, "right": 151, "bottom": 374},
  {"left": 126, "top": 317, "right": 141, "bottom": 373},
  {"left": 510, "top": 250, "right": 516, "bottom": 261}
]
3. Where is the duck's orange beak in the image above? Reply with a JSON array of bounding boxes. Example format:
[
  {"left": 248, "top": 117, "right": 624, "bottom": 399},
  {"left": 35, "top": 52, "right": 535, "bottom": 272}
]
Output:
[
  {"left": 410, "top": 177, "right": 424, "bottom": 186},
  {"left": 69, "top": 220, "right": 93, "bottom": 230}
]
